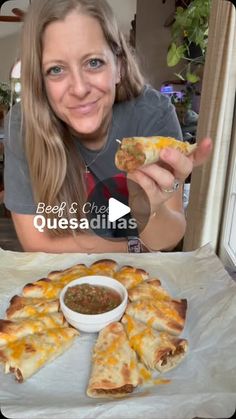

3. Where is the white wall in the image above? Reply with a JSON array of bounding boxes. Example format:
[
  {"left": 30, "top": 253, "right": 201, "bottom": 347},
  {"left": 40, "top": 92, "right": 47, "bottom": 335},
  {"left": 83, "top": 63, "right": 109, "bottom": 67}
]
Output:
[
  {"left": 0, "top": 1, "right": 177, "bottom": 89},
  {"left": 136, "top": 0, "right": 177, "bottom": 90},
  {"left": 108, "top": 0, "right": 136, "bottom": 37},
  {"left": 0, "top": 0, "right": 136, "bottom": 83},
  {"left": 0, "top": 32, "right": 20, "bottom": 82}
]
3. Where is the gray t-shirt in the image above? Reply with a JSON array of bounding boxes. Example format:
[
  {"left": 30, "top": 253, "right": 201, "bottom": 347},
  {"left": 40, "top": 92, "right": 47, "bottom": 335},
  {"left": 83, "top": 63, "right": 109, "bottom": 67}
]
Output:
[{"left": 4, "top": 85, "right": 182, "bottom": 214}]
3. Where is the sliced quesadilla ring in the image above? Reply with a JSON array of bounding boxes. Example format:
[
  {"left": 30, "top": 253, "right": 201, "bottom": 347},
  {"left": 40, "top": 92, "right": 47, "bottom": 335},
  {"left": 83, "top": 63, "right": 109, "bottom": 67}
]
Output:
[
  {"left": 122, "top": 314, "right": 188, "bottom": 372},
  {"left": 115, "top": 136, "right": 197, "bottom": 172},
  {"left": 89, "top": 259, "right": 118, "bottom": 276},
  {"left": 87, "top": 322, "right": 139, "bottom": 398},
  {"left": 6, "top": 296, "right": 59, "bottom": 320},
  {"left": 0, "top": 327, "right": 79, "bottom": 382},
  {"left": 48, "top": 263, "right": 90, "bottom": 283},
  {"left": 0, "top": 313, "right": 67, "bottom": 346},
  {"left": 125, "top": 297, "right": 187, "bottom": 335},
  {"left": 128, "top": 279, "right": 172, "bottom": 302},
  {"left": 114, "top": 265, "right": 149, "bottom": 290}
]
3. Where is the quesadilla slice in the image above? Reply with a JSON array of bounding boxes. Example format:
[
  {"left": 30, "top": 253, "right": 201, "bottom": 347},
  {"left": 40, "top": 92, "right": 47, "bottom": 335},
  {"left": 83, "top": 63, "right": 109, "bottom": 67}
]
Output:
[
  {"left": 6, "top": 296, "right": 59, "bottom": 320},
  {"left": 89, "top": 259, "right": 118, "bottom": 276},
  {"left": 122, "top": 314, "right": 188, "bottom": 372},
  {"left": 48, "top": 263, "right": 90, "bottom": 283},
  {"left": 0, "top": 327, "right": 79, "bottom": 382},
  {"left": 0, "top": 313, "right": 66, "bottom": 346},
  {"left": 22, "top": 278, "right": 65, "bottom": 299},
  {"left": 125, "top": 297, "right": 187, "bottom": 335},
  {"left": 128, "top": 279, "right": 172, "bottom": 302},
  {"left": 114, "top": 266, "right": 149, "bottom": 290},
  {"left": 87, "top": 322, "right": 139, "bottom": 398},
  {"left": 115, "top": 136, "right": 197, "bottom": 172}
]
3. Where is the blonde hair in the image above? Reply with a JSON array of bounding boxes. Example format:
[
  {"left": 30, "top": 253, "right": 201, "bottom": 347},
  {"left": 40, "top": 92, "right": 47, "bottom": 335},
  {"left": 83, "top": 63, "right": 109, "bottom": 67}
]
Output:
[{"left": 21, "top": 0, "right": 144, "bottom": 235}]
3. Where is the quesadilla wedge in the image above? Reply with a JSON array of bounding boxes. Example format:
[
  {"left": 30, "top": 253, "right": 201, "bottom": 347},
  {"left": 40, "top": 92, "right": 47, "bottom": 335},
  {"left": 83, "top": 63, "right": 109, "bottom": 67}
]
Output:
[
  {"left": 87, "top": 322, "right": 139, "bottom": 398},
  {"left": 115, "top": 136, "right": 196, "bottom": 172},
  {"left": 122, "top": 314, "right": 188, "bottom": 372},
  {"left": 125, "top": 297, "right": 187, "bottom": 335},
  {"left": 114, "top": 266, "right": 149, "bottom": 290},
  {"left": 6, "top": 296, "right": 59, "bottom": 320},
  {"left": 128, "top": 279, "right": 172, "bottom": 302},
  {"left": 22, "top": 278, "right": 65, "bottom": 299},
  {"left": 89, "top": 259, "right": 118, "bottom": 276},
  {"left": 0, "top": 327, "right": 79, "bottom": 382},
  {"left": 0, "top": 313, "right": 66, "bottom": 346},
  {"left": 48, "top": 263, "right": 90, "bottom": 283}
]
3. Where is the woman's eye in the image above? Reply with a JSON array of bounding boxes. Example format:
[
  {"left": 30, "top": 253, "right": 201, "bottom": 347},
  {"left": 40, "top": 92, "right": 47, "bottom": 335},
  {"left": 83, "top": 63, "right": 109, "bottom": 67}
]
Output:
[
  {"left": 46, "top": 66, "right": 63, "bottom": 76},
  {"left": 87, "top": 59, "right": 104, "bottom": 69}
]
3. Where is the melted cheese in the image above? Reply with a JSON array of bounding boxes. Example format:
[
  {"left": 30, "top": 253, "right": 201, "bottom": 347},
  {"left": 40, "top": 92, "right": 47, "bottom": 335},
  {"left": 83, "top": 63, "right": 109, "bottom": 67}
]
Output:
[
  {"left": 124, "top": 314, "right": 135, "bottom": 335},
  {"left": 153, "top": 137, "right": 188, "bottom": 152},
  {"left": 125, "top": 136, "right": 194, "bottom": 158},
  {"left": 153, "top": 378, "right": 171, "bottom": 385},
  {"left": 89, "top": 262, "right": 115, "bottom": 276},
  {"left": 59, "top": 269, "right": 91, "bottom": 284},
  {"left": 106, "top": 356, "right": 118, "bottom": 366},
  {"left": 129, "top": 328, "right": 154, "bottom": 356},
  {"left": 96, "top": 336, "right": 123, "bottom": 358},
  {"left": 8, "top": 339, "right": 31, "bottom": 359},
  {"left": 130, "top": 359, "right": 137, "bottom": 370},
  {"left": 128, "top": 281, "right": 171, "bottom": 303},
  {"left": 147, "top": 317, "right": 156, "bottom": 327},
  {"left": 139, "top": 365, "right": 152, "bottom": 381},
  {"left": 153, "top": 302, "right": 181, "bottom": 322},
  {"left": 26, "top": 306, "right": 39, "bottom": 316},
  {"left": 115, "top": 269, "right": 144, "bottom": 289},
  {"left": 23, "top": 280, "right": 62, "bottom": 299},
  {"left": 133, "top": 300, "right": 181, "bottom": 323},
  {"left": 149, "top": 290, "right": 169, "bottom": 301}
]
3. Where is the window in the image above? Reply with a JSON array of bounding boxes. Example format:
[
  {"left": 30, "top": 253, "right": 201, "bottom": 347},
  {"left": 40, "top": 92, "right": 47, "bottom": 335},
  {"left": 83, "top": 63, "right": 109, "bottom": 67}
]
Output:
[{"left": 10, "top": 60, "right": 21, "bottom": 102}]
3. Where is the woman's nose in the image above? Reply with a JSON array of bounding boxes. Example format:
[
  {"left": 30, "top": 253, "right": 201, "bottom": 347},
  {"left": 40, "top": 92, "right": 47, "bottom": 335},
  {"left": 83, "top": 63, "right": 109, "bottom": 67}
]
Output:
[{"left": 68, "top": 69, "right": 90, "bottom": 98}]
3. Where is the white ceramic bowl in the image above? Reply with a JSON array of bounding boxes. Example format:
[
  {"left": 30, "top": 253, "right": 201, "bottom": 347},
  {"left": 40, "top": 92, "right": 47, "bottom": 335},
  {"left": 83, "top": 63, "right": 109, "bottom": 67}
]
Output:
[{"left": 59, "top": 275, "right": 128, "bottom": 333}]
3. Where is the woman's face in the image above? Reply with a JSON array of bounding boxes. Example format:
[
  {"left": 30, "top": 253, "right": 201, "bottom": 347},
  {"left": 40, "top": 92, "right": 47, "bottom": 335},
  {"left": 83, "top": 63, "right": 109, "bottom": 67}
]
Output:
[{"left": 42, "top": 11, "right": 120, "bottom": 140}]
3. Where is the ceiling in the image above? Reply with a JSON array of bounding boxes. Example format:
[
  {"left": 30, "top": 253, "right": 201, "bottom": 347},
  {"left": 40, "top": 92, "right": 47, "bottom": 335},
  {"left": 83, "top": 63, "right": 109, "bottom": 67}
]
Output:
[{"left": 0, "top": 0, "right": 29, "bottom": 38}]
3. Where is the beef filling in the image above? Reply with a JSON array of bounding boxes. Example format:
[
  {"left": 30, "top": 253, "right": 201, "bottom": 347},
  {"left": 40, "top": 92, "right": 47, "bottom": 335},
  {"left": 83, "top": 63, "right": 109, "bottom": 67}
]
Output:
[{"left": 95, "top": 384, "right": 134, "bottom": 394}]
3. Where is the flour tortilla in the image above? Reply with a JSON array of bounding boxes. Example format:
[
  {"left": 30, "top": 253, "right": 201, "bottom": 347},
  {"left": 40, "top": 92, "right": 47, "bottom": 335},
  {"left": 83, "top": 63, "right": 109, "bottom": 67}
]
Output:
[
  {"left": 0, "top": 327, "right": 79, "bottom": 382},
  {"left": 6, "top": 295, "right": 60, "bottom": 320},
  {"left": 0, "top": 312, "right": 66, "bottom": 346},
  {"left": 125, "top": 297, "right": 187, "bottom": 335},
  {"left": 87, "top": 322, "right": 139, "bottom": 398},
  {"left": 114, "top": 266, "right": 149, "bottom": 290},
  {"left": 115, "top": 136, "right": 196, "bottom": 172},
  {"left": 128, "top": 279, "right": 172, "bottom": 302},
  {"left": 22, "top": 278, "right": 65, "bottom": 299},
  {"left": 89, "top": 259, "right": 118, "bottom": 277},
  {"left": 48, "top": 263, "right": 90, "bottom": 283},
  {"left": 122, "top": 314, "right": 188, "bottom": 372}
]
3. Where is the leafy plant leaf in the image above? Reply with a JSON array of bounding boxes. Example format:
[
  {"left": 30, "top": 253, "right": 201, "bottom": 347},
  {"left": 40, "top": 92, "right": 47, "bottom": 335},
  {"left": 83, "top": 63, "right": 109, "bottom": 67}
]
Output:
[
  {"left": 167, "top": 43, "right": 186, "bottom": 67},
  {"left": 186, "top": 72, "right": 200, "bottom": 83}
]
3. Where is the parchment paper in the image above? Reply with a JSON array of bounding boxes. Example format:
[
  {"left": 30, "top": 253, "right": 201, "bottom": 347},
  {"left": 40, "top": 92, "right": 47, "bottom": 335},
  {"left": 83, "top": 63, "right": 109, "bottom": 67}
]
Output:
[{"left": 0, "top": 244, "right": 235, "bottom": 419}]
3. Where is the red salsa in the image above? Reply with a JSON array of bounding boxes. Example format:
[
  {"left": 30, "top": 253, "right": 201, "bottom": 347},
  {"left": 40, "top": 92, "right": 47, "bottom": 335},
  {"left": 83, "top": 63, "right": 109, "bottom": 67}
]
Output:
[{"left": 64, "top": 283, "right": 122, "bottom": 314}]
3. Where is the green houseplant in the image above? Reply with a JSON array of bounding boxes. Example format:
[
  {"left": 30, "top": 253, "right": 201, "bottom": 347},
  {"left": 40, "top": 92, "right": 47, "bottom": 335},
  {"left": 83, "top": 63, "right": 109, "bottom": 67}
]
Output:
[
  {"left": 0, "top": 81, "right": 16, "bottom": 127},
  {"left": 167, "top": 0, "right": 211, "bottom": 119},
  {"left": 0, "top": 81, "right": 14, "bottom": 110}
]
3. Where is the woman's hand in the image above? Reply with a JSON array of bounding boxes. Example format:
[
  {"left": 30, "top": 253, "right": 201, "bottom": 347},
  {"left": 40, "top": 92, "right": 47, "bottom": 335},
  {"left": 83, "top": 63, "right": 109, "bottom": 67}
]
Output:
[{"left": 127, "top": 137, "right": 213, "bottom": 217}]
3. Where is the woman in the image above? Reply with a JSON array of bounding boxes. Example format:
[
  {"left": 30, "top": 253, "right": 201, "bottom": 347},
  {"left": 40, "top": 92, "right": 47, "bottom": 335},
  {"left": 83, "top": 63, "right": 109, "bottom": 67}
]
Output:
[{"left": 4, "top": 0, "right": 212, "bottom": 253}]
